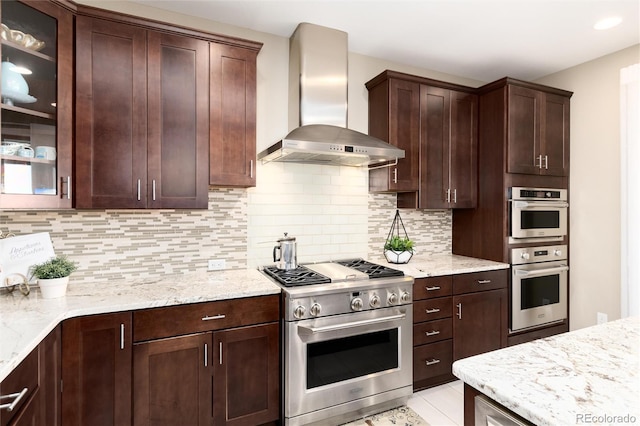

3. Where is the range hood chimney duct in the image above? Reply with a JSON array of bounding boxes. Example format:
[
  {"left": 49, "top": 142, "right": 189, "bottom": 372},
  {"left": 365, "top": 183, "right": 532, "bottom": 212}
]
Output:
[{"left": 257, "top": 23, "right": 404, "bottom": 167}]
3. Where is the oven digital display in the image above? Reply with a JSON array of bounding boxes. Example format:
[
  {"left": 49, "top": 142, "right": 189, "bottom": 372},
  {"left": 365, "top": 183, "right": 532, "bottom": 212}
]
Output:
[{"left": 534, "top": 250, "right": 548, "bottom": 256}]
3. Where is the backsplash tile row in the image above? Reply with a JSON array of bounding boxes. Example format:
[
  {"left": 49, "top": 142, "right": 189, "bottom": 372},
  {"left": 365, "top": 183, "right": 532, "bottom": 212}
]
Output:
[{"left": 1, "top": 166, "right": 452, "bottom": 284}]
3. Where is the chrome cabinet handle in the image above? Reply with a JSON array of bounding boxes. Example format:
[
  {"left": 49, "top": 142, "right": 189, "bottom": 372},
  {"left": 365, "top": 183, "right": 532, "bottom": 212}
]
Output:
[
  {"left": 204, "top": 343, "right": 208, "bottom": 367},
  {"left": 425, "top": 359, "right": 441, "bottom": 366},
  {"left": 152, "top": 179, "right": 156, "bottom": 201},
  {"left": 425, "top": 330, "right": 440, "bottom": 336},
  {"left": 478, "top": 279, "right": 492, "bottom": 284},
  {"left": 219, "top": 342, "right": 223, "bottom": 365},
  {"left": 120, "top": 323, "right": 125, "bottom": 350},
  {"left": 426, "top": 286, "right": 441, "bottom": 291},
  {"left": 393, "top": 168, "right": 398, "bottom": 184},
  {"left": 446, "top": 188, "right": 451, "bottom": 203},
  {"left": 453, "top": 189, "right": 457, "bottom": 203},
  {"left": 425, "top": 308, "right": 440, "bottom": 314},
  {"left": 137, "top": 179, "right": 141, "bottom": 201},
  {"left": 456, "top": 303, "right": 462, "bottom": 319},
  {"left": 544, "top": 155, "right": 549, "bottom": 170},
  {"left": 67, "top": 176, "right": 71, "bottom": 200},
  {"left": 0, "top": 387, "right": 28, "bottom": 412},
  {"left": 250, "top": 160, "right": 254, "bottom": 178},
  {"left": 202, "top": 314, "right": 226, "bottom": 321},
  {"left": 537, "top": 154, "right": 543, "bottom": 169}
]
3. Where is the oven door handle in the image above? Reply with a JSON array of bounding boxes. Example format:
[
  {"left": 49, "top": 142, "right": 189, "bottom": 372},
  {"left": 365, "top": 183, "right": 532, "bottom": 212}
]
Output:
[
  {"left": 515, "top": 266, "right": 569, "bottom": 276},
  {"left": 297, "top": 313, "right": 406, "bottom": 335},
  {"left": 513, "top": 201, "right": 569, "bottom": 209}
]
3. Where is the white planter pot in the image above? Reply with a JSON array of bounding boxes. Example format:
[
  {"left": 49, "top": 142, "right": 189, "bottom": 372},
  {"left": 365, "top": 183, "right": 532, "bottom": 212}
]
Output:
[
  {"left": 38, "top": 276, "right": 69, "bottom": 299},
  {"left": 384, "top": 249, "right": 413, "bottom": 264}
]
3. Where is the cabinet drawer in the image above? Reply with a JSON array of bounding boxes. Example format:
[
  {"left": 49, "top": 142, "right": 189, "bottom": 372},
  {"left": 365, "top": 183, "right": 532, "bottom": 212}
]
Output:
[
  {"left": 0, "top": 347, "right": 39, "bottom": 426},
  {"left": 413, "top": 318, "right": 452, "bottom": 346},
  {"left": 453, "top": 269, "right": 508, "bottom": 295},
  {"left": 413, "top": 340, "right": 452, "bottom": 381},
  {"left": 133, "top": 294, "right": 280, "bottom": 342},
  {"left": 413, "top": 297, "right": 452, "bottom": 322},
  {"left": 413, "top": 276, "right": 452, "bottom": 300}
]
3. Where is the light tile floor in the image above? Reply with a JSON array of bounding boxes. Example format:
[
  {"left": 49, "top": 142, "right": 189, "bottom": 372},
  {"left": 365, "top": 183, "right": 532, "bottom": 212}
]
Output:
[{"left": 408, "top": 380, "right": 465, "bottom": 426}]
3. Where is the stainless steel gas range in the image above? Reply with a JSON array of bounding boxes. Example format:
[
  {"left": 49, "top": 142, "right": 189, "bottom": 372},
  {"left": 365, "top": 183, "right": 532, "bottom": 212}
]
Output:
[{"left": 262, "top": 259, "right": 414, "bottom": 426}]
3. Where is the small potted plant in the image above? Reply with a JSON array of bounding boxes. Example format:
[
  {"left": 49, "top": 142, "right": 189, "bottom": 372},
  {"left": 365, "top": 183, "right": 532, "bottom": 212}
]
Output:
[
  {"left": 31, "top": 255, "right": 78, "bottom": 299},
  {"left": 384, "top": 235, "right": 415, "bottom": 264}
]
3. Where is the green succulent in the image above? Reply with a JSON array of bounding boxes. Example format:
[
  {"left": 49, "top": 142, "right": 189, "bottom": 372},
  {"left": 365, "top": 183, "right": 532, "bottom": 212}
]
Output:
[
  {"left": 384, "top": 236, "right": 414, "bottom": 252},
  {"left": 31, "top": 256, "right": 78, "bottom": 279}
]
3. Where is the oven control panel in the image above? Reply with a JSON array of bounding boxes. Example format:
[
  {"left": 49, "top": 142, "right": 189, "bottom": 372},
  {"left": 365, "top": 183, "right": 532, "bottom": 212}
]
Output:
[
  {"left": 511, "top": 244, "right": 567, "bottom": 265},
  {"left": 285, "top": 285, "right": 413, "bottom": 321}
]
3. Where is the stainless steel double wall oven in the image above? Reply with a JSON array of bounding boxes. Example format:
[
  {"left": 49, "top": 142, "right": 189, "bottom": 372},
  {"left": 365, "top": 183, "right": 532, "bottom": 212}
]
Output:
[
  {"left": 262, "top": 259, "right": 414, "bottom": 426},
  {"left": 508, "top": 187, "right": 569, "bottom": 332}
]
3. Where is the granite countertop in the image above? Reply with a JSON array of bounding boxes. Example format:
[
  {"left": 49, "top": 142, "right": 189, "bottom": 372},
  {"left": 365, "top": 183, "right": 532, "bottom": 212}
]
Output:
[
  {"left": 452, "top": 316, "right": 640, "bottom": 425},
  {"left": 0, "top": 268, "right": 281, "bottom": 383},
  {"left": 0, "top": 253, "right": 508, "bottom": 383}
]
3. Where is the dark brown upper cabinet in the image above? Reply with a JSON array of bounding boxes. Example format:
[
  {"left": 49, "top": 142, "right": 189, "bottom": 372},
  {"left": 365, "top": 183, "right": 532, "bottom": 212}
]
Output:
[
  {"left": 0, "top": 0, "right": 73, "bottom": 209},
  {"left": 506, "top": 82, "right": 571, "bottom": 177}
]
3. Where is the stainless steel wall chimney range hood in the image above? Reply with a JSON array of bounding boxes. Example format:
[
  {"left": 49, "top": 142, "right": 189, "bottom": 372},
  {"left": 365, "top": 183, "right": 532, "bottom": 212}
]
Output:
[{"left": 257, "top": 23, "right": 404, "bottom": 167}]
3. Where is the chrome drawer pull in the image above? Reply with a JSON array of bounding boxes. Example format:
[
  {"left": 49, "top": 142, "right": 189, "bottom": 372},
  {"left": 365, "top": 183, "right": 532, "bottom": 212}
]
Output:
[
  {"left": 425, "top": 308, "right": 440, "bottom": 314},
  {"left": 425, "top": 330, "right": 440, "bottom": 336},
  {"left": 426, "top": 286, "right": 441, "bottom": 291},
  {"left": 425, "top": 359, "right": 441, "bottom": 366},
  {"left": 478, "top": 279, "right": 492, "bottom": 284},
  {"left": 202, "top": 314, "right": 226, "bottom": 321},
  {"left": 0, "top": 388, "right": 28, "bottom": 412}
]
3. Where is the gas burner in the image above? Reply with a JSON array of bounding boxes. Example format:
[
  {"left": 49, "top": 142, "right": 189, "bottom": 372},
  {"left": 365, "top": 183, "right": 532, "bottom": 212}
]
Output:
[
  {"left": 262, "top": 265, "right": 331, "bottom": 287},
  {"left": 335, "top": 258, "right": 405, "bottom": 279}
]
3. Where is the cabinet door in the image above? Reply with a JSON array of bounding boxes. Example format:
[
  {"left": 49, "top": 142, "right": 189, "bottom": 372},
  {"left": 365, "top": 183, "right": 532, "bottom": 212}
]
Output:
[
  {"left": 75, "top": 16, "right": 147, "bottom": 208},
  {"left": 420, "top": 85, "right": 450, "bottom": 209},
  {"left": 507, "top": 85, "right": 541, "bottom": 175},
  {"left": 209, "top": 43, "right": 258, "bottom": 187},
  {"left": 213, "top": 323, "right": 279, "bottom": 426},
  {"left": 147, "top": 31, "right": 209, "bottom": 208},
  {"left": 61, "top": 312, "right": 132, "bottom": 426},
  {"left": 449, "top": 91, "right": 477, "bottom": 208},
  {"left": 40, "top": 326, "right": 61, "bottom": 426},
  {"left": 452, "top": 289, "right": 508, "bottom": 360},
  {"left": 0, "top": 0, "right": 73, "bottom": 208},
  {"left": 540, "top": 93, "right": 569, "bottom": 176},
  {"left": 7, "top": 390, "right": 40, "bottom": 426},
  {"left": 133, "top": 333, "right": 211, "bottom": 426}
]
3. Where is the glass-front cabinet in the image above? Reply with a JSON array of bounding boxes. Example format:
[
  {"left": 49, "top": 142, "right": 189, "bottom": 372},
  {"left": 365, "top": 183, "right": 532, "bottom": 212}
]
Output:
[{"left": 0, "top": 0, "right": 72, "bottom": 208}]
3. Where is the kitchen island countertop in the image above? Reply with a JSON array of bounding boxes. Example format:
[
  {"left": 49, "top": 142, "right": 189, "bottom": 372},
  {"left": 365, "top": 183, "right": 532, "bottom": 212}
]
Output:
[{"left": 452, "top": 316, "right": 640, "bottom": 425}]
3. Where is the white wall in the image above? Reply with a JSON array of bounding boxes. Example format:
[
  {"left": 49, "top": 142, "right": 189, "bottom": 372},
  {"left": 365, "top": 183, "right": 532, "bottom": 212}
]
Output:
[{"left": 536, "top": 44, "right": 640, "bottom": 330}]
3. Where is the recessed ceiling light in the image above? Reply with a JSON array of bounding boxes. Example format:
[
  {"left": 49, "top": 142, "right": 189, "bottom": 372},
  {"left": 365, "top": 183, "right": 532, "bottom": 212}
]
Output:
[{"left": 594, "top": 16, "right": 622, "bottom": 30}]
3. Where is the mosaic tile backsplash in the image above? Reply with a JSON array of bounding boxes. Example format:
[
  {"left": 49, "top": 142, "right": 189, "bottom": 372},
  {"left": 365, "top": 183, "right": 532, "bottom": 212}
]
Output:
[{"left": 0, "top": 165, "right": 451, "bottom": 283}]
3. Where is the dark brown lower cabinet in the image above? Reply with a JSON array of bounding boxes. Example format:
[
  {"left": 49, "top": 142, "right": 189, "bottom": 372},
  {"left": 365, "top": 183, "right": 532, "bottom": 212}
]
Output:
[
  {"left": 40, "top": 326, "right": 62, "bottom": 426},
  {"left": 61, "top": 312, "right": 132, "bottom": 426},
  {"left": 452, "top": 288, "right": 508, "bottom": 360},
  {"left": 7, "top": 389, "right": 41, "bottom": 426},
  {"left": 133, "top": 322, "right": 279, "bottom": 426},
  {"left": 133, "top": 333, "right": 211, "bottom": 426}
]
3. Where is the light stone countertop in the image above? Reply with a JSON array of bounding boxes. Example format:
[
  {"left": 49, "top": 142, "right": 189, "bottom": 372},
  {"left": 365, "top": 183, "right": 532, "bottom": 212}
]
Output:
[
  {"left": 452, "top": 316, "right": 640, "bottom": 426},
  {"left": 0, "top": 253, "right": 508, "bottom": 383}
]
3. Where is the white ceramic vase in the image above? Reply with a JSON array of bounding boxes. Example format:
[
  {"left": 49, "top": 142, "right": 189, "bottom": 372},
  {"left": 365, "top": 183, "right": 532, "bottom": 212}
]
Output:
[
  {"left": 384, "top": 249, "right": 413, "bottom": 264},
  {"left": 38, "top": 276, "right": 69, "bottom": 299}
]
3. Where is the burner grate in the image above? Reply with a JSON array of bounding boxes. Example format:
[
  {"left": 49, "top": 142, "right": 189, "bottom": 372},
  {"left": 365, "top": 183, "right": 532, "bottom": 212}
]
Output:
[
  {"left": 262, "top": 265, "right": 331, "bottom": 287},
  {"left": 335, "top": 258, "right": 404, "bottom": 278}
]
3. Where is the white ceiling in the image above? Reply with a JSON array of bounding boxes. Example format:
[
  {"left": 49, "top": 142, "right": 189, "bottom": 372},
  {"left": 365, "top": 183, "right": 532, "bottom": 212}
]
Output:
[{"left": 132, "top": 0, "right": 639, "bottom": 82}]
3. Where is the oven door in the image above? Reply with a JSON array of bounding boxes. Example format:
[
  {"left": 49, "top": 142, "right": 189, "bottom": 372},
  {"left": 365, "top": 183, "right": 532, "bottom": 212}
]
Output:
[
  {"left": 284, "top": 305, "right": 412, "bottom": 424},
  {"left": 510, "top": 200, "right": 568, "bottom": 239},
  {"left": 511, "top": 261, "right": 568, "bottom": 332}
]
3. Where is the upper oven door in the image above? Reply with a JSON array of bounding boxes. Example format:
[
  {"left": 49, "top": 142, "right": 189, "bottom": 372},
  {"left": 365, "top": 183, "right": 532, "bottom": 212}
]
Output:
[
  {"left": 284, "top": 305, "right": 413, "bottom": 419},
  {"left": 510, "top": 200, "right": 568, "bottom": 239}
]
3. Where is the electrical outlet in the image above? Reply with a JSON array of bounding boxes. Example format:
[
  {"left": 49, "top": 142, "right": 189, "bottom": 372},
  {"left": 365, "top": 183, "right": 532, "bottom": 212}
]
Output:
[
  {"left": 208, "top": 259, "right": 226, "bottom": 271},
  {"left": 597, "top": 312, "right": 608, "bottom": 324}
]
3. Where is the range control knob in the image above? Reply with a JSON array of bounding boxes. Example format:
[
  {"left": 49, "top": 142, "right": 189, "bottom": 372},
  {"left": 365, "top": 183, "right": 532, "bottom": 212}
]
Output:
[
  {"left": 388, "top": 292, "right": 398, "bottom": 305},
  {"left": 309, "top": 303, "right": 322, "bottom": 317},
  {"left": 293, "top": 305, "right": 306, "bottom": 319},
  {"left": 401, "top": 291, "right": 411, "bottom": 303},
  {"left": 520, "top": 252, "right": 530, "bottom": 260},
  {"left": 370, "top": 295, "right": 381, "bottom": 308},
  {"left": 554, "top": 249, "right": 563, "bottom": 257},
  {"left": 351, "top": 297, "right": 363, "bottom": 311}
]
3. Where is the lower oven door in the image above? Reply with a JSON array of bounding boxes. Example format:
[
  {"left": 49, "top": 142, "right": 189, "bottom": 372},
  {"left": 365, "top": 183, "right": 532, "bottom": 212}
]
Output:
[
  {"left": 511, "top": 261, "right": 568, "bottom": 332},
  {"left": 284, "top": 305, "right": 413, "bottom": 424}
]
